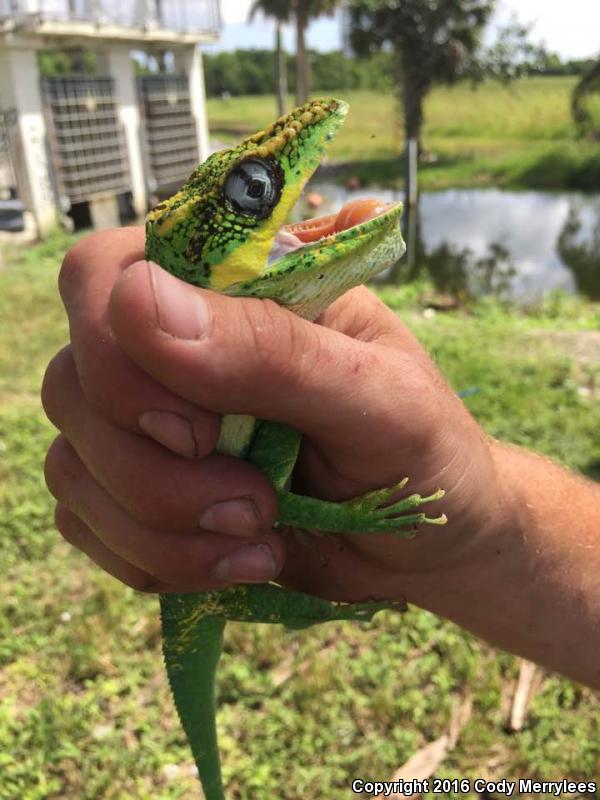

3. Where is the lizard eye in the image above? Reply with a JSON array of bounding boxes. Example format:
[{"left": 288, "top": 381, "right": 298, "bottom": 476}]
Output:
[{"left": 224, "top": 158, "right": 282, "bottom": 219}]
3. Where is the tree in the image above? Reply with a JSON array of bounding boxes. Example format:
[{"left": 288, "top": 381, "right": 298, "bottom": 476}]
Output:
[
  {"left": 249, "top": 0, "right": 292, "bottom": 115},
  {"left": 470, "top": 19, "right": 547, "bottom": 82},
  {"left": 348, "top": 0, "right": 494, "bottom": 156},
  {"left": 249, "top": 1, "right": 340, "bottom": 108},
  {"left": 292, "top": 0, "right": 339, "bottom": 105},
  {"left": 572, "top": 56, "right": 600, "bottom": 139}
]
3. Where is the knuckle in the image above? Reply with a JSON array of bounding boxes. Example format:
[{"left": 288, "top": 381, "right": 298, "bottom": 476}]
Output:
[
  {"left": 59, "top": 230, "right": 113, "bottom": 303},
  {"left": 44, "top": 436, "right": 80, "bottom": 502},
  {"left": 143, "top": 549, "right": 192, "bottom": 586},
  {"left": 146, "top": 564, "right": 179, "bottom": 586},
  {"left": 60, "top": 228, "right": 144, "bottom": 307},
  {"left": 71, "top": 333, "right": 143, "bottom": 426},
  {"left": 58, "top": 234, "right": 92, "bottom": 303},
  {"left": 128, "top": 573, "right": 162, "bottom": 593},
  {"left": 41, "top": 347, "right": 75, "bottom": 427},
  {"left": 55, "top": 505, "right": 161, "bottom": 593},
  {"left": 76, "top": 342, "right": 120, "bottom": 415},
  {"left": 141, "top": 537, "right": 216, "bottom": 588},
  {"left": 54, "top": 503, "right": 80, "bottom": 545}
]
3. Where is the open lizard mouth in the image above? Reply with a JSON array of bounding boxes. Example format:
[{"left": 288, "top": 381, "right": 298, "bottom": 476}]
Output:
[{"left": 268, "top": 197, "right": 399, "bottom": 264}]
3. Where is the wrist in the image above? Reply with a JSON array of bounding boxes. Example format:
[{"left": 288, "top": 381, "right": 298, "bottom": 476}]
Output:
[
  {"left": 396, "top": 438, "right": 528, "bottom": 612},
  {"left": 389, "top": 436, "right": 523, "bottom": 598}
]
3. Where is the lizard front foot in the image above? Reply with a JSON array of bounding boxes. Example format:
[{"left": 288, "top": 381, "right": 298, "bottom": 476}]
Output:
[{"left": 276, "top": 478, "right": 447, "bottom": 536}]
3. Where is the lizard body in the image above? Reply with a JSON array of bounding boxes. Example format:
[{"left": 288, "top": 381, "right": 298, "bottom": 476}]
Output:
[{"left": 145, "top": 98, "right": 446, "bottom": 799}]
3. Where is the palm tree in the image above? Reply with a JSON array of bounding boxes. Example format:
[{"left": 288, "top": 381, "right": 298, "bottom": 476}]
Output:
[
  {"left": 292, "top": 0, "right": 339, "bottom": 105},
  {"left": 249, "top": 0, "right": 292, "bottom": 116}
]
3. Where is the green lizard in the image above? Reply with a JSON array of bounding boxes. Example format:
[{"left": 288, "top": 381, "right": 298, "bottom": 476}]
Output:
[{"left": 145, "top": 97, "right": 446, "bottom": 799}]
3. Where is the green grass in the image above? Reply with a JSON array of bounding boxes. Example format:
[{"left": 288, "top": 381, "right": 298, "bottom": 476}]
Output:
[
  {"left": 1, "top": 233, "right": 600, "bottom": 799},
  {"left": 207, "top": 78, "right": 600, "bottom": 190}
]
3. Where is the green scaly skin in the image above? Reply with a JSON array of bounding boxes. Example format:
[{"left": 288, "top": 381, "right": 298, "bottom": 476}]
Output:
[{"left": 146, "top": 98, "right": 446, "bottom": 799}]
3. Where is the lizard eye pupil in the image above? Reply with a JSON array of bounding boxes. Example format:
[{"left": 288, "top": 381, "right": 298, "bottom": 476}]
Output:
[
  {"left": 247, "top": 179, "right": 265, "bottom": 199},
  {"left": 224, "top": 158, "right": 283, "bottom": 219}
]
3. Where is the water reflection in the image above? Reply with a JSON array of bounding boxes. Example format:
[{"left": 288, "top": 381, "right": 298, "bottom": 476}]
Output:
[
  {"left": 422, "top": 240, "right": 517, "bottom": 299},
  {"left": 557, "top": 201, "right": 600, "bottom": 300},
  {"left": 301, "top": 184, "right": 600, "bottom": 301}
]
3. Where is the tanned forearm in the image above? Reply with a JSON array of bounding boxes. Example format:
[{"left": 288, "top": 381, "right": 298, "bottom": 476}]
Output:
[{"left": 404, "top": 442, "right": 600, "bottom": 688}]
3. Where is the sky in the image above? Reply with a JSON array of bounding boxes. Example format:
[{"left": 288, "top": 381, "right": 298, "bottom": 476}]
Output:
[{"left": 208, "top": 0, "right": 600, "bottom": 60}]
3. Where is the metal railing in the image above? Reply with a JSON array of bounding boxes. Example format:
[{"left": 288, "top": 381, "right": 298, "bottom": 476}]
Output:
[{"left": 0, "top": 0, "right": 221, "bottom": 35}]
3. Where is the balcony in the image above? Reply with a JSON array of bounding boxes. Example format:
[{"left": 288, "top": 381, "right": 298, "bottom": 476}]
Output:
[{"left": 0, "top": 0, "right": 221, "bottom": 43}]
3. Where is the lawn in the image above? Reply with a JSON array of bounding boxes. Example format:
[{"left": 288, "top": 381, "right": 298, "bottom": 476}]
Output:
[
  {"left": 207, "top": 77, "right": 600, "bottom": 191},
  {"left": 1, "top": 232, "right": 599, "bottom": 799}
]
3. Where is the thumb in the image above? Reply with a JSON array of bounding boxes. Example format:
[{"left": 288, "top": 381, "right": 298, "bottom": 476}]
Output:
[{"left": 109, "top": 260, "right": 404, "bottom": 446}]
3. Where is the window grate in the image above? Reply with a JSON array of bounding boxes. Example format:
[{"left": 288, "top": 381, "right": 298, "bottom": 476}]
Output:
[
  {"left": 41, "top": 75, "right": 130, "bottom": 204},
  {"left": 0, "top": 108, "right": 18, "bottom": 199},
  {"left": 138, "top": 74, "right": 199, "bottom": 190}
]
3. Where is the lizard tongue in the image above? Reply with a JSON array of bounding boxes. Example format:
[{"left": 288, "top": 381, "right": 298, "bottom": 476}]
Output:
[
  {"left": 285, "top": 198, "right": 395, "bottom": 243},
  {"left": 268, "top": 198, "right": 396, "bottom": 265},
  {"left": 268, "top": 228, "right": 305, "bottom": 264}
]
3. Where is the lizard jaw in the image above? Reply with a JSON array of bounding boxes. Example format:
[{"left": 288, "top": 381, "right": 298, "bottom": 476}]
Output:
[{"left": 231, "top": 198, "right": 404, "bottom": 319}]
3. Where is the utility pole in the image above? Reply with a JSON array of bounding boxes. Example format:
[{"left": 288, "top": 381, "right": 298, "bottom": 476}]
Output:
[{"left": 406, "top": 137, "right": 418, "bottom": 269}]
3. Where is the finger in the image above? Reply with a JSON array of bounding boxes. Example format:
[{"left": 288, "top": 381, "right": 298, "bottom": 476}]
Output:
[
  {"left": 109, "top": 261, "right": 440, "bottom": 449},
  {"left": 42, "top": 349, "right": 278, "bottom": 536},
  {"left": 279, "top": 527, "right": 406, "bottom": 604},
  {"left": 316, "top": 284, "right": 424, "bottom": 352},
  {"left": 47, "top": 440, "right": 284, "bottom": 590},
  {"left": 55, "top": 503, "right": 164, "bottom": 592},
  {"left": 58, "top": 228, "right": 219, "bottom": 457}
]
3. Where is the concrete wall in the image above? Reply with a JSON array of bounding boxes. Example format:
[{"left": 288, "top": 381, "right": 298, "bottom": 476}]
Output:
[
  {"left": 0, "top": 41, "right": 57, "bottom": 234},
  {"left": 0, "top": 34, "right": 212, "bottom": 234},
  {"left": 97, "top": 44, "right": 148, "bottom": 218}
]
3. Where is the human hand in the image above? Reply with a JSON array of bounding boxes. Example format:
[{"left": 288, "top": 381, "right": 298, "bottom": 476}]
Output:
[{"left": 43, "top": 227, "right": 502, "bottom": 603}]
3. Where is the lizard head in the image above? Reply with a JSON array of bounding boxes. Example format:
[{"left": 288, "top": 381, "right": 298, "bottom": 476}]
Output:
[{"left": 146, "top": 98, "right": 404, "bottom": 318}]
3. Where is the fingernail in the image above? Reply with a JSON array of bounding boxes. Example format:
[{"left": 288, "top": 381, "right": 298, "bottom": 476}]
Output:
[
  {"left": 139, "top": 411, "right": 197, "bottom": 457},
  {"left": 213, "top": 543, "right": 277, "bottom": 583},
  {"left": 147, "top": 261, "right": 211, "bottom": 340},
  {"left": 199, "top": 499, "right": 262, "bottom": 537}
]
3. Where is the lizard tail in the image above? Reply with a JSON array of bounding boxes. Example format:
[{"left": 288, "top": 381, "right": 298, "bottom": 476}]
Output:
[{"left": 160, "top": 594, "right": 227, "bottom": 800}]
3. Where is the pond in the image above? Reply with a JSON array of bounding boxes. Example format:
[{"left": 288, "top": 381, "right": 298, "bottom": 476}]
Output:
[{"left": 299, "top": 184, "right": 600, "bottom": 302}]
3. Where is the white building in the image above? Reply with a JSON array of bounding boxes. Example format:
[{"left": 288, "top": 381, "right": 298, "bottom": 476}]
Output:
[{"left": 0, "top": 0, "right": 221, "bottom": 233}]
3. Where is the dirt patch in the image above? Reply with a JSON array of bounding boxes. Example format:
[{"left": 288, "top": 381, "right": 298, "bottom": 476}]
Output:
[{"left": 529, "top": 329, "right": 600, "bottom": 366}]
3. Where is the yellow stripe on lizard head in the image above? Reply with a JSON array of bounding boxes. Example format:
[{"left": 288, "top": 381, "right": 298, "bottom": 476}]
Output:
[
  {"left": 145, "top": 98, "right": 348, "bottom": 290},
  {"left": 208, "top": 180, "right": 303, "bottom": 291}
]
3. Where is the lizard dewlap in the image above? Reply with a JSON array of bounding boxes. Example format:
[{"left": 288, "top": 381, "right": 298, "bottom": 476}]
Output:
[{"left": 144, "top": 98, "right": 446, "bottom": 800}]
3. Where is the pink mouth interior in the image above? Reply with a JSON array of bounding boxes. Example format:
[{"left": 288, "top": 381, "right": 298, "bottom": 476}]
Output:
[{"left": 269, "top": 198, "right": 395, "bottom": 264}]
